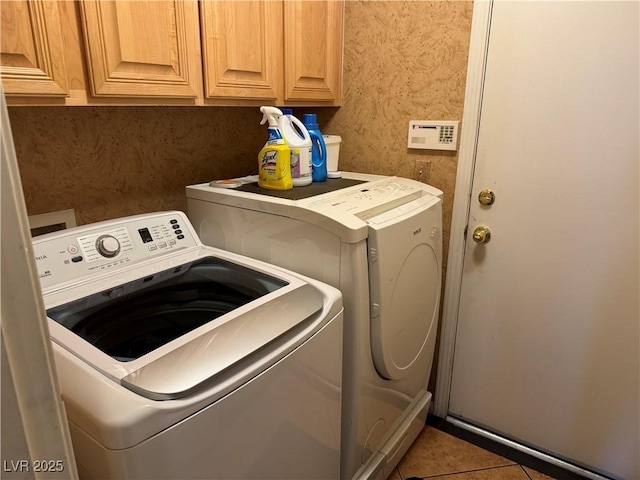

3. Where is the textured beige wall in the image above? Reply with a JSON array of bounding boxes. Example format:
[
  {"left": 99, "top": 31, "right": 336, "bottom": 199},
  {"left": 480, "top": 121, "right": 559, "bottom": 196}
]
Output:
[{"left": 8, "top": 106, "right": 265, "bottom": 225}]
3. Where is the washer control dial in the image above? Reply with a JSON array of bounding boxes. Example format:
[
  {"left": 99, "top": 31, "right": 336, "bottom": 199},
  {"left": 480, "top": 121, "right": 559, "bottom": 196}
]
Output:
[{"left": 95, "top": 235, "right": 121, "bottom": 258}]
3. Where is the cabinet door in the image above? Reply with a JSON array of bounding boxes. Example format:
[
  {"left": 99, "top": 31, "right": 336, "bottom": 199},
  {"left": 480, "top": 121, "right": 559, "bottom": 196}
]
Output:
[
  {"left": 0, "top": 0, "right": 68, "bottom": 96},
  {"left": 283, "top": 0, "right": 343, "bottom": 104},
  {"left": 79, "top": 0, "right": 201, "bottom": 98},
  {"left": 200, "top": 1, "right": 282, "bottom": 101}
]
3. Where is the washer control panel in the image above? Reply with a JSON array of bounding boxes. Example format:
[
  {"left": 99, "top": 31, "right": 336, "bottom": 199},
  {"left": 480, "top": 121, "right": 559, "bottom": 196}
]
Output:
[
  {"left": 77, "top": 227, "right": 133, "bottom": 263},
  {"left": 32, "top": 212, "right": 198, "bottom": 289}
]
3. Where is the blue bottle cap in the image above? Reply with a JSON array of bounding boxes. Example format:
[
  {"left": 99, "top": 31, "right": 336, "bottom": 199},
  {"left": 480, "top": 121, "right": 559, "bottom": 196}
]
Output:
[
  {"left": 302, "top": 113, "right": 319, "bottom": 129},
  {"left": 280, "top": 108, "right": 293, "bottom": 115}
]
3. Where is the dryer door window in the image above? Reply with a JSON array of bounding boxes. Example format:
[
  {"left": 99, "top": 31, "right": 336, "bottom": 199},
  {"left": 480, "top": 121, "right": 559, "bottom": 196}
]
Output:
[{"left": 47, "top": 256, "right": 287, "bottom": 362}]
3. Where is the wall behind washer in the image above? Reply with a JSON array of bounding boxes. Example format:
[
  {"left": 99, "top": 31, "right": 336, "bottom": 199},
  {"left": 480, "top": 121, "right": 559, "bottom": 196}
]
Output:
[{"left": 8, "top": 106, "right": 264, "bottom": 225}]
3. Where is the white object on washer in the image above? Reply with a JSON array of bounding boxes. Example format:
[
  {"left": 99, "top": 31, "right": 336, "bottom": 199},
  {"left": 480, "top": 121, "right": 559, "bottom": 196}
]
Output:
[
  {"left": 186, "top": 173, "right": 443, "bottom": 480},
  {"left": 33, "top": 211, "right": 343, "bottom": 480}
]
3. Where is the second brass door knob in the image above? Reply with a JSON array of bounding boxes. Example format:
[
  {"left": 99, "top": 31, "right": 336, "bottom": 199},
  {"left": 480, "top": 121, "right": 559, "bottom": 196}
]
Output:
[{"left": 472, "top": 226, "right": 491, "bottom": 244}]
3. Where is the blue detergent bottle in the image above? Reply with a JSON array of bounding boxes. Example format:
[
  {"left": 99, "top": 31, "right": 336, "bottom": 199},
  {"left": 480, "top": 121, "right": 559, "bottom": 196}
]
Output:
[{"left": 303, "top": 114, "right": 327, "bottom": 182}]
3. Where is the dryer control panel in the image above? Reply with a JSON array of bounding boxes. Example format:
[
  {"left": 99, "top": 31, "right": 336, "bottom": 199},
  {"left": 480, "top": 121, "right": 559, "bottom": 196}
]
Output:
[
  {"left": 306, "top": 178, "right": 437, "bottom": 218},
  {"left": 32, "top": 212, "right": 199, "bottom": 289},
  {"left": 298, "top": 177, "right": 443, "bottom": 242}
]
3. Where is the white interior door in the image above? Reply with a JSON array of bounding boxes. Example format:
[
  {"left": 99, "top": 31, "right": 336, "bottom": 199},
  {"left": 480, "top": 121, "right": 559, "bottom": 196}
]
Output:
[{"left": 447, "top": 2, "right": 639, "bottom": 479}]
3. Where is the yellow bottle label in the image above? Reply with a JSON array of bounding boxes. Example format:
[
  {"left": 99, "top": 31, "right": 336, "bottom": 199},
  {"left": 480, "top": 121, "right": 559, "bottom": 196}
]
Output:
[{"left": 258, "top": 145, "right": 292, "bottom": 190}]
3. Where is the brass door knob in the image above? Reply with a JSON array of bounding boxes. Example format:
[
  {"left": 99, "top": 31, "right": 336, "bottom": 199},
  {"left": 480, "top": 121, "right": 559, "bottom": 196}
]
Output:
[
  {"left": 472, "top": 226, "right": 491, "bottom": 244},
  {"left": 478, "top": 189, "right": 496, "bottom": 206}
]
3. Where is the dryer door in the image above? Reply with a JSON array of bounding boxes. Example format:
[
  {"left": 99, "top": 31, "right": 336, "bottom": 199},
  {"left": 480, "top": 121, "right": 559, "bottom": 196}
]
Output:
[{"left": 367, "top": 196, "right": 442, "bottom": 380}]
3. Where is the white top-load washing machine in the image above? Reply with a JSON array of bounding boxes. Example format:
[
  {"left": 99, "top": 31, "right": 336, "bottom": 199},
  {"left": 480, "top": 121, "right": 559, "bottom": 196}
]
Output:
[
  {"left": 186, "top": 173, "right": 443, "bottom": 480},
  {"left": 32, "top": 211, "right": 343, "bottom": 480}
]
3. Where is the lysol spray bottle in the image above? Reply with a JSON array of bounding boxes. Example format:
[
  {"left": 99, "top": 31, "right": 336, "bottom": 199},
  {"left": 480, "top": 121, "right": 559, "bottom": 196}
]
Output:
[
  {"left": 279, "top": 109, "right": 312, "bottom": 187},
  {"left": 258, "top": 106, "right": 293, "bottom": 190},
  {"left": 303, "top": 113, "right": 328, "bottom": 182}
]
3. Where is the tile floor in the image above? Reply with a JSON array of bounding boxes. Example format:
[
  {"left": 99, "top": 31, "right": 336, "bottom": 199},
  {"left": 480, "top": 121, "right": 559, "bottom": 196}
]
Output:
[{"left": 388, "top": 426, "right": 558, "bottom": 480}]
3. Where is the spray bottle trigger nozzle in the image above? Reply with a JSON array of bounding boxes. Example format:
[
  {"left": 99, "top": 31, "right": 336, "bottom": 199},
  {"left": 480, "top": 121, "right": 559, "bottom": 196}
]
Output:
[{"left": 259, "top": 106, "right": 284, "bottom": 127}]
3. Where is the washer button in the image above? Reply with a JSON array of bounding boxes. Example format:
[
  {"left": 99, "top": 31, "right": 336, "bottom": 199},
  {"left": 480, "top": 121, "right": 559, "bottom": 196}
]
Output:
[
  {"left": 170, "top": 219, "right": 178, "bottom": 224},
  {"left": 177, "top": 234, "right": 185, "bottom": 240},
  {"left": 71, "top": 256, "right": 83, "bottom": 263},
  {"left": 67, "top": 244, "right": 79, "bottom": 255},
  {"left": 175, "top": 229, "right": 182, "bottom": 235},
  {"left": 172, "top": 224, "right": 180, "bottom": 230}
]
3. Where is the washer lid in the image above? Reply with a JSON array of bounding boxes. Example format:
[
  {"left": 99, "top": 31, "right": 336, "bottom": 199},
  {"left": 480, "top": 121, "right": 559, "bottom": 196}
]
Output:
[
  {"left": 120, "top": 283, "right": 323, "bottom": 400},
  {"left": 47, "top": 254, "right": 325, "bottom": 400}
]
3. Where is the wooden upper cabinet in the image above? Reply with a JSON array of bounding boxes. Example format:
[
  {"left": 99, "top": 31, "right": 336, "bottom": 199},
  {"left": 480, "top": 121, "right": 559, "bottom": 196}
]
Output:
[
  {"left": 284, "top": 1, "right": 343, "bottom": 104},
  {"left": 0, "top": 1, "right": 69, "bottom": 96},
  {"left": 1, "top": 0, "right": 343, "bottom": 105},
  {"left": 200, "top": 1, "right": 282, "bottom": 101},
  {"left": 79, "top": 0, "right": 202, "bottom": 98},
  {"left": 201, "top": 0, "right": 343, "bottom": 106}
]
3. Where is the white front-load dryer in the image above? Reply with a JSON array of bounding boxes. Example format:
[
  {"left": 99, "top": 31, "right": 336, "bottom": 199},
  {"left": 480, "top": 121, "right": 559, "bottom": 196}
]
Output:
[
  {"left": 32, "top": 211, "right": 343, "bottom": 480},
  {"left": 186, "top": 173, "right": 443, "bottom": 480}
]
